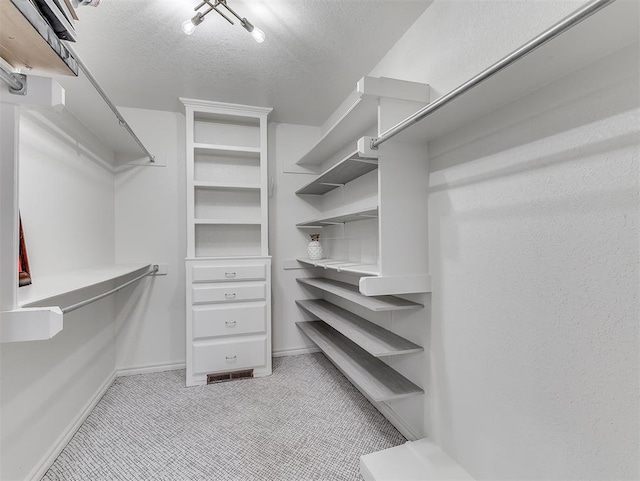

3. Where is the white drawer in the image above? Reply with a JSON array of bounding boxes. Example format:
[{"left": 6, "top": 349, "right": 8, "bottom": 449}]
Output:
[
  {"left": 192, "top": 282, "right": 265, "bottom": 304},
  {"left": 193, "top": 338, "right": 266, "bottom": 374},
  {"left": 192, "top": 264, "right": 266, "bottom": 283},
  {"left": 192, "top": 303, "right": 266, "bottom": 339}
]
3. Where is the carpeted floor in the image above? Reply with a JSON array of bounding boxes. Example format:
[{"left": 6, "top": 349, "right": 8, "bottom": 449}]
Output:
[{"left": 42, "top": 353, "right": 406, "bottom": 480}]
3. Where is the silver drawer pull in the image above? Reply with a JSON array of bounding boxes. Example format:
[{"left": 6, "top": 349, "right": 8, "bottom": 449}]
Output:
[
  {"left": 225, "top": 321, "right": 236, "bottom": 328},
  {"left": 226, "top": 355, "right": 237, "bottom": 361},
  {"left": 225, "top": 293, "right": 237, "bottom": 299},
  {"left": 225, "top": 272, "right": 237, "bottom": 278}
]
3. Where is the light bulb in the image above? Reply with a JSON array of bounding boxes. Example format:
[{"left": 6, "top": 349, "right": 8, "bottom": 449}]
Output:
[
  {"left": 182, "top": 13, "right": 203, "bottom": 35},
  {"left": 250, "top": 26, "right": 265, "bottom": 43},
  {"left": 242, "top": 18, "right": 265, "bottom": 43}
]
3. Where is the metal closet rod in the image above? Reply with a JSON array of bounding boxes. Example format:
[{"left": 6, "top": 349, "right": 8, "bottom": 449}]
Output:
[
  {"left": 0, "top": 48, "right": 155, "bottom": 163},
  {"left": 62, "top": 265, "right": 159, "bottom": 314},
  {"left": 371, "top": 0, "right": 617, "bottom": 149},
  {"left": 0, "top": 64, "right": 24, "bottom": 91},
  {"left": 65, "top": 44, "right": 155, "bottom": 163}
]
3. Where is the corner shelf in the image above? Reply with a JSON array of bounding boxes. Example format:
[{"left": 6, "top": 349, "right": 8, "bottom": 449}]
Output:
[
  {"left": 296, "top": 320, "right": 423, "bottom": 402},
  {"left": 297, "top": 277, "right": 422, "bottom": 312},
  {"left": 296, "top": 149, "right": 378, "bottom": 195},
  {"left": 296, "top": 299, "right": 423, "bottom": 357},
  {"left": 1, "top": 264, "right": 152, "bottom": 343}
]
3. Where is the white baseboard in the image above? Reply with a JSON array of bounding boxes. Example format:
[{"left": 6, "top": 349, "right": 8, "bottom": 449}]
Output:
[
  {"left": 116, "top": 362, "right": 185, "bottom": 377},
  {"left": 376, "top": 402, "right": 422, "bottom": 441},
  {"left": 26, "top": 370, "right": 118, "bottom": 481},
  {"left": 272, "top": 346, "right": 320, "bottom": 358}
]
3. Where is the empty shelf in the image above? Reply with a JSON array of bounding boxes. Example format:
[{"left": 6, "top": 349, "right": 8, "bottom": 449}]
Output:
[
  {"left": 296, "top": 299, "right": 423, "bottom": 357},
  {"left": 194, "top": 181, "right": 261, "bottom": 190},
  {"left": 194, "top": 143, "right": 261, "bottom": 156},
  {"left": 297, "top": 320, "right": 423, "bottom": 402},
  {"left": 297, "top": 258, "right": 380, "bottom": 276},
  {"left": 297, "top": 207, "right": 378, "bottom": 228},
  {"left": 297, "top": 277, "right": 422, "bottom": 311},
  {"left": 195, "top": 219, "right": 262, "bottom": 225},
  {"left": 18, "top": 264, "right": 152, "bottom": 308},
  {"left": 296, "top": 150, "right": 378, "bottom": 195}
]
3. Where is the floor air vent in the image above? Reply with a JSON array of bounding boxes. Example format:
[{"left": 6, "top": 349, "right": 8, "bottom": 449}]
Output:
[{"left": 207, "top": 369, "right": 254, "bottom": 384}]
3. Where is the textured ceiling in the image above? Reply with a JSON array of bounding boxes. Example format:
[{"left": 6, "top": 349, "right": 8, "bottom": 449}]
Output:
[{"left": 53, "top": 0, "right": 432, "bottom": 127}]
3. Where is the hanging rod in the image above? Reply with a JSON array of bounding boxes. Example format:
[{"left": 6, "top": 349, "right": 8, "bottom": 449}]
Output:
[
  {"left": 0, "top": 63, "right": 25, "bottom": 93},
  {"left": 370, "top": 0, "right": 617, "bottom": 150},
  {"left": 64, "top": 44, "right": 155, "bottom": 163},
  {"left": 62, "top": 265, "right": 158, "bottom": 314}
]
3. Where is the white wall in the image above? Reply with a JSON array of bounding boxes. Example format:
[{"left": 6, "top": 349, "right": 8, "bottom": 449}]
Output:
[
  {"left": 268, "top": 122, "right": 324, "bottom": 355},
  {"left": 369, "top": 1, "right": 639, "bottom": 478},
  {"left": 114, "top": 107, "right": 186, "bottom": 372},
  {"left": 1, "top": 110, "right": 118, "bottom": 481}
]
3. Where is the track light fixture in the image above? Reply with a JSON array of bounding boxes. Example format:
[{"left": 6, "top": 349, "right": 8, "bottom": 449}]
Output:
[{"left": 182, "top": 0, "right": 265, "bottom": 43}]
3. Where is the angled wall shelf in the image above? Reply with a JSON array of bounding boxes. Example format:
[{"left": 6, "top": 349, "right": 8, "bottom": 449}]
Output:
[
  {"left": 296, "top": 320, "right": 423, "bottom": 402},
  {"left": 296, "top": 206, "right": 378, "bottom": 228},
  {"left": 296, "top": 299, "right": 423, "bottom": 357},
  {"left": 1, "top": 264, "right": 154, "bottom": 343},
  {"left": 296, "top": 258, "right": 380, "bottom": 277},
  {"left": 296, "top": 149, "right": 379, "bottom": 196},
  {"left": 297, "top": 277, "right": 422, "bottom": 312}
]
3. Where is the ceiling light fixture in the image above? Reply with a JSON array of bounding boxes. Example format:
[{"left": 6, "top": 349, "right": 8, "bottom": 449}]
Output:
[{"left": 182, "top": 0, "right": 265, "bottom": 43}]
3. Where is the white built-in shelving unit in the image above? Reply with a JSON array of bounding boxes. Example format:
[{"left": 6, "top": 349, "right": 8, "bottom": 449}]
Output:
[
  {"left": 182, "top": 99, "right": 272, "bottom": 387},
  {"left": 292, "top": 75, "right": 434, "bottom": 427},
  {"left": 291, "top": 76, "right": 432, "bottom": 297}
]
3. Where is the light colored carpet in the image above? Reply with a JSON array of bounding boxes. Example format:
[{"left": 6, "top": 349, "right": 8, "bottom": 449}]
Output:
[{"left": 42, "top": 353, "right": 406, "bottom": 480}]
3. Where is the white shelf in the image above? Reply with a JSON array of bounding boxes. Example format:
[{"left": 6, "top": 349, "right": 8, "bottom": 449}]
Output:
[
  {"left": 360, "top": 438, "right": 474, "bottom": 481},
  {"left": 1, "top": 264, "right": 152, "bottom": 343},
  {"left": 194, "top": 181, "right": 261, "bottom": 190},
  {"left": 296, "top": 258, "right": 380, "bottom": 277},
  {"left": 296, "top": 76, "right": 430, "bottom": 166},
  {"left": 297, "top": 277, "right": 422, "bottom": 312},
  {"left": 297, "top": 206, "right": 378, "bottom": 228},
  {"left": 18, "top": 264, "right": 151, "bottom": 308},
  {"left": 390, "top": 0, "right": 638, "bottom": 144},
  {"left": 296, "top": 149, "right": 379, "bottom": 195},
  {"left": 296, "top": 320, "right": 423, "bottom": 402},
  {"left": 195, "top": 219, "right": 262, "bottom": 225},
  {"left": 296, "top": 299, "right": 423, "bottom": 357},
  {"left": 193, "top": 143, "right": 261, "bottom": 156}
]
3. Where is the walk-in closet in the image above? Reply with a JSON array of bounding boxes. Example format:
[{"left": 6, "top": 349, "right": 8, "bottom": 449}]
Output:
[{"left": 0, "top": 0, "right": 638, "bottom": 480}]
